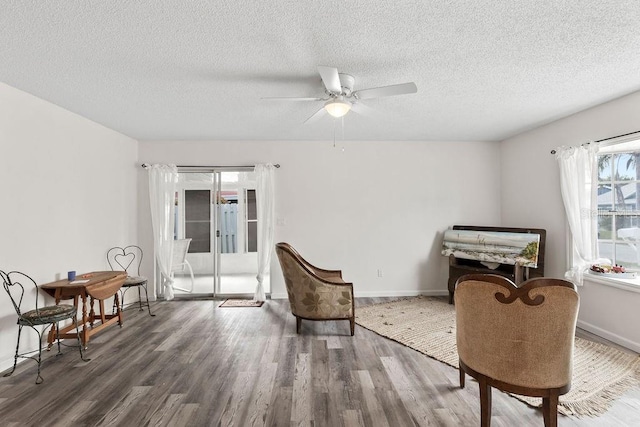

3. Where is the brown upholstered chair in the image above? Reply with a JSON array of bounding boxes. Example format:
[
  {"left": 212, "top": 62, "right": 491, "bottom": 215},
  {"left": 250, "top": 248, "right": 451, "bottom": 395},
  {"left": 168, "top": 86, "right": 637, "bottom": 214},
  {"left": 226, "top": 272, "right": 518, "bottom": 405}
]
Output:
[
  {"left": 455, "top": 274, "right": 579, "bottom": 427},
  {"left": 275, "top": 242, "right": 355, "bottom": 335}
]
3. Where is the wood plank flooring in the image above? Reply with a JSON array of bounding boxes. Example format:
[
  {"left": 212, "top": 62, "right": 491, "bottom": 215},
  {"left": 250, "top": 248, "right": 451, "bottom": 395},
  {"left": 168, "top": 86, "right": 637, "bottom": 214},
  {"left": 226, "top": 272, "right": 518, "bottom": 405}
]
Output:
[{"left": 0, "top": 298, "right": 638, "bottom": 426}]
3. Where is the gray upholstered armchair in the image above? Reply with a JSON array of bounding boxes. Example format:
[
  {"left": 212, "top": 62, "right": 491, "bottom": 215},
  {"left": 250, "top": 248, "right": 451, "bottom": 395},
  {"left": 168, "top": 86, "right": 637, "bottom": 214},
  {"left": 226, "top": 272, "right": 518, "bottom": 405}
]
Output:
[
  {"left": 455, "top": 274, "right": 579, "bottom": 427},
  {"left": 275, "top": 242, "right": 355, "bottom": 336}
]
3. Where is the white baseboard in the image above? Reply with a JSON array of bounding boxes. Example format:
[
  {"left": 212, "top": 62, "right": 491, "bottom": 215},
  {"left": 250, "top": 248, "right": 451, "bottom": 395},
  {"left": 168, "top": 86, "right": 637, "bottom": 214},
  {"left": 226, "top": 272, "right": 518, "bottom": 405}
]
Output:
[
  {"left": 270, "top": 290, "right": 448, "bottom": 300},
  {"left": 577, "top": 319, "right": 640, "bottom": 353}
]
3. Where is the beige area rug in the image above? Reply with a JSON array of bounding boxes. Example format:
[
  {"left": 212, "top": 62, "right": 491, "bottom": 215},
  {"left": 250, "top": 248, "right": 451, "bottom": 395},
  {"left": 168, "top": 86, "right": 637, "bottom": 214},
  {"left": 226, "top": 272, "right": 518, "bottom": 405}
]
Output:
[
  {"left": 219, "top": 299, "right": 264, "bottom": 308},
  {"left": 356, "top": 296, "right": 640, "bottom": 417}
]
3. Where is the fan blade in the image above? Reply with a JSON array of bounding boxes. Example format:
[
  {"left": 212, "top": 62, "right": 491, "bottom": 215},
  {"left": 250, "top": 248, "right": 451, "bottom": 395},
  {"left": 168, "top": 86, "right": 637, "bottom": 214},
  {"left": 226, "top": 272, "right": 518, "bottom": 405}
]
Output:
[
  {"left": 354, "top": 82, "right": 417, "bottom": 100},
  {"left": 350, "top": 101, "right": 377, "bottom": 117},
  {"left": 304, "top": 107, "right": 327, "bottom": 124},
  {"left": 318, "top": 66, "right": 342, "bottom": 94},
  {"left": 261, "top": 97, "right": 325, "bottom": 101}
]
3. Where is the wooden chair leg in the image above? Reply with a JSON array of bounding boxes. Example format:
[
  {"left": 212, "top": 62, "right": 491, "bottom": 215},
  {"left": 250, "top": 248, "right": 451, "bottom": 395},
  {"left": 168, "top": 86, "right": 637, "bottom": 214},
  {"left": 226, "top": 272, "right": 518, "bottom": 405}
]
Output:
[
  {"left": 349, "top": 317, "right": 355, "bottom": 336},
  {"left": 479, "top": 379, "right": 492, "bottom": 427},
  {"left": 296, "top": 317, "right": 302, "bottom": 334},
  {"left": 543, "top": 393, "right": 559, "bottom": 427},
  {"left": 459, "top": 363, "right": 465, "bottom": 388}
]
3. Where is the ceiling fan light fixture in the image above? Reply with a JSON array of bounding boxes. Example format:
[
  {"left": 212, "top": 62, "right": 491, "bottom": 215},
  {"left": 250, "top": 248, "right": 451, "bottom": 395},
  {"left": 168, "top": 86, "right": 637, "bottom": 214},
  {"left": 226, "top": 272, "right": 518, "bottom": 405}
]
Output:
[{"left": 324, "top": 97, "right": 351, "bottom": 118}]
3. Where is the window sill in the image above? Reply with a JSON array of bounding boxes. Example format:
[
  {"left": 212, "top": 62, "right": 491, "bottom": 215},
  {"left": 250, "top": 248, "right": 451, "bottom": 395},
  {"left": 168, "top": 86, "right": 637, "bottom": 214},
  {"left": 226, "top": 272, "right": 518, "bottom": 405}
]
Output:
[{"left": 584, "top": 272, "right": 640, "bottom": 294}]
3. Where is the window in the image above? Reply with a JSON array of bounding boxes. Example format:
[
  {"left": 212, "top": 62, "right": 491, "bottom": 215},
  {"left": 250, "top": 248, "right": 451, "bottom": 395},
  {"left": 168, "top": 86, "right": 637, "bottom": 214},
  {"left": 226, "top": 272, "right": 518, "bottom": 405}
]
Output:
[
  {"left": 184, "top": 189, "right": 211, "bottom": 253},
  {"left": 245, "top": 189, "right": 257, "bottom": 253},
  {"left": 180, "top": 189, "right": 258, "bottom": 253},
  {"left": 597, "top": 146, "right": 640, "bottom": 270}
]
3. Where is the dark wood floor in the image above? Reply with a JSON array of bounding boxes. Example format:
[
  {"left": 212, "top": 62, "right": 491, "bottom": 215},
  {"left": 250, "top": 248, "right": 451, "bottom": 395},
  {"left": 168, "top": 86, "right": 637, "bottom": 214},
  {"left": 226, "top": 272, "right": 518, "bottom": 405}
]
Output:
[{"left": 0, "top": 298, "right": 639, "bottom": 426}]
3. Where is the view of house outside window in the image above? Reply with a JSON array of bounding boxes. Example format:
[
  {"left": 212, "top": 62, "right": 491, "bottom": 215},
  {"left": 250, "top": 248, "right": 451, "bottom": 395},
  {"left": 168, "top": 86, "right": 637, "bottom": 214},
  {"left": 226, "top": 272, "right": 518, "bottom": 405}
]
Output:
[{"left": 597, "top": 150, "right": 640, "bottom": 270}]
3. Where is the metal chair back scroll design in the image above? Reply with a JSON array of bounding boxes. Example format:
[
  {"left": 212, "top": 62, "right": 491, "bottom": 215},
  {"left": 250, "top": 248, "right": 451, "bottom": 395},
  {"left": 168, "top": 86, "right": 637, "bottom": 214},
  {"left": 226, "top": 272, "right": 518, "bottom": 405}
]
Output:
[
  {"left": 1, "top": 270, "right": 89, "bottom": 384},
  {"left": 107, "top": 245, "right": 155, "bottom": 316}
]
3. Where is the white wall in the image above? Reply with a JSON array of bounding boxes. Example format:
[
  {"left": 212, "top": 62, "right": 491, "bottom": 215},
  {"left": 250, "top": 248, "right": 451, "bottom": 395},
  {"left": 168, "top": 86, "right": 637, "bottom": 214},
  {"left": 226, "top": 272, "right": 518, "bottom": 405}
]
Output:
[
  {"left": 501, "top": 89, "right": 640, "bottom": 352},
  {"left": 138, "top": 139, "right": 502, "bottom": 299},
  {"left": 0, "top": 82, "right": 138, "bottom": 371}
]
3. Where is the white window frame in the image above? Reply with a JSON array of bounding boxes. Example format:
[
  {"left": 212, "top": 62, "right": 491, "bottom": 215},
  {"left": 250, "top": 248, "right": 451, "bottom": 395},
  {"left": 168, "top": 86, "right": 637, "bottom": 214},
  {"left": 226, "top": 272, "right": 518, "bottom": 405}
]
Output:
[
  {"left": 596, "top": 151, "right": 640, "bottom": 270},
  {"left": 590, "top": 136, "right": 640, "bottom": 292}
]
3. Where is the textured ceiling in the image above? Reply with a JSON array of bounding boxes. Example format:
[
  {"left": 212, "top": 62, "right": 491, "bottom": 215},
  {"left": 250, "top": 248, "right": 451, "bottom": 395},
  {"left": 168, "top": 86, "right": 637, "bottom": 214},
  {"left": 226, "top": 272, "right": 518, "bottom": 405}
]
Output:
[{"left": 2, "top": 1, "right": 640, "bottom": 141}]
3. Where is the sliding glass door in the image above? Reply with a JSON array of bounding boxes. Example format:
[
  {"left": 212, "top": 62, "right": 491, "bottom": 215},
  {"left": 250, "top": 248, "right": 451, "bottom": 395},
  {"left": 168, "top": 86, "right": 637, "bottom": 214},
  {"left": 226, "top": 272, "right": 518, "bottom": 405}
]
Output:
[
  {"left": 172, "top": 169, "right": 267, "bottom": 297},
  {"left": 172, "top": 172, "right": 218, "bottom": 296}
]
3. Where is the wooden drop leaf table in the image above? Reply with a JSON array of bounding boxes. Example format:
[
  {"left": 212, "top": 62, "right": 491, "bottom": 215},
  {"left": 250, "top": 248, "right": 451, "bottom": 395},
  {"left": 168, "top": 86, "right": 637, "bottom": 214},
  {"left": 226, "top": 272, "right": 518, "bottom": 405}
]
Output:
[{"left": 40, "top": 271, "right": 127, "bottom": 347}]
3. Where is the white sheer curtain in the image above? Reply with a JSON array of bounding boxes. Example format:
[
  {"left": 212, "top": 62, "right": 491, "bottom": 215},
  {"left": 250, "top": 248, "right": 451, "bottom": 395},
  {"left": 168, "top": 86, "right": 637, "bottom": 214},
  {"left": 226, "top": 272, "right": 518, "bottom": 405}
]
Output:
[
  {"left": 148, "top": 164, "right": 178, "bottom": 300},
  {"left": 556, "top": 143, "right": 600, "bottom": 285},
  {"left": 254, "top": 164, "right": 275, "bottom": 302}
]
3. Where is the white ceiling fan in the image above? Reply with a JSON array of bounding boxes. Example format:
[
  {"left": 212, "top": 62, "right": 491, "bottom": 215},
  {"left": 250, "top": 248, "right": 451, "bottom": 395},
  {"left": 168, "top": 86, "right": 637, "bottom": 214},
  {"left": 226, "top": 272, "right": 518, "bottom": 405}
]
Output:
[{"left": 263, "top": 66, "right": 417, "bottom": 123}]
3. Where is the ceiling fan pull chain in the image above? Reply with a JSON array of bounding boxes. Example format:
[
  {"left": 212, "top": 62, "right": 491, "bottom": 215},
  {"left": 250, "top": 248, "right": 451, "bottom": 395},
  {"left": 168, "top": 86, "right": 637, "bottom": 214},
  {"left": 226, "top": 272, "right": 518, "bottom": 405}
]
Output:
[
  {"left": 333, "top": 118, "right": 337, "bottom": 148},
  {"left": 341, "top": 117, "right": 345, "bottom": 152}
]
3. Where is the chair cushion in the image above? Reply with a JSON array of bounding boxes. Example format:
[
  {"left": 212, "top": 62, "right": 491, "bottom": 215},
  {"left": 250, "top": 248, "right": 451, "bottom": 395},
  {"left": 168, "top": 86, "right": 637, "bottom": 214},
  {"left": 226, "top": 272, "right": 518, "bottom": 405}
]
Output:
[
  {"left": 123, "top": 276, "right": 148, "bottom": 287},
  {"left": 18, "top": 304, "right": 77, "bottom": 325}
]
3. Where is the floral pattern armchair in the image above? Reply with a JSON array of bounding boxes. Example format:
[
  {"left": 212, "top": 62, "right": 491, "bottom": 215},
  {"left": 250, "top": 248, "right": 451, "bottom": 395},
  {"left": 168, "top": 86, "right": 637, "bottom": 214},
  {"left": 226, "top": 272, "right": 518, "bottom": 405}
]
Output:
[{"left": 275, "top": 242, "right": 355, "bottom": 335}]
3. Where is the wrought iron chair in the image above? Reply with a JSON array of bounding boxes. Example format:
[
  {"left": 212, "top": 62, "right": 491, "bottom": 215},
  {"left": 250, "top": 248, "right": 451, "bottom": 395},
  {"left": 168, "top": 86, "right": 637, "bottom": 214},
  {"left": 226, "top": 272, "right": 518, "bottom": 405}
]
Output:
[
  {"left": 1, "top": 270, "right": 88, "bottom": 384},
  {"left": 107, "top": 245, "right": 155, "bottom": 316},
  {"left": 171, "top": 238, "right": 195, "bottom": 293}
]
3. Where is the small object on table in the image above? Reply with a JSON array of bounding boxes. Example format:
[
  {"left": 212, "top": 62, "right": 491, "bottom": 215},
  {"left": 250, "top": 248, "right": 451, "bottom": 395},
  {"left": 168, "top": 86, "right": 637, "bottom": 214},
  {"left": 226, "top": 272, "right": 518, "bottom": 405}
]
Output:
[
  {"left": 67, "top": 270, "right": 76, "bottom": 281},
  {"left": 589, "top": 263, "right": 637, "bottom": 278}
]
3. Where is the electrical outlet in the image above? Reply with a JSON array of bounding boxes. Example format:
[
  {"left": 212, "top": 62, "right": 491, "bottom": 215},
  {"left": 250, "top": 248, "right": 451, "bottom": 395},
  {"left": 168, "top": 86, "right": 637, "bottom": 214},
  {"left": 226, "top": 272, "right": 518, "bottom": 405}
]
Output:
[{"left": 377, "top": 269, "right": 383, "bottom": 277}]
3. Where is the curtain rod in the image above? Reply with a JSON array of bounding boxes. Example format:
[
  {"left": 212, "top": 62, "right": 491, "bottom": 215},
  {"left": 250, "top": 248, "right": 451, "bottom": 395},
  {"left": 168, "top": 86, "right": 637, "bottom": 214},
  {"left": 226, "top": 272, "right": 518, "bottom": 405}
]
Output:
[
  {"left": 550, "top": 130, "right": 640, "bottom": 154},
  {"left": 141, "top": 163, "right": 280, "bottom": 169}
]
